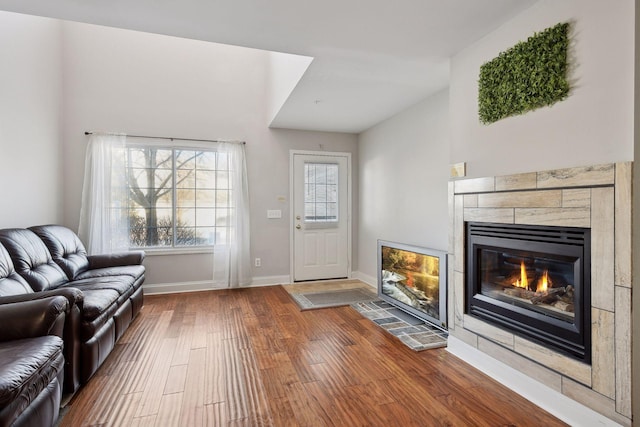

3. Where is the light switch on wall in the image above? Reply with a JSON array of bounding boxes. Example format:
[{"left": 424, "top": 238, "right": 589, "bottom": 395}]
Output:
[{"left": 267, "top": 209, "right": 282, "bottom": 219}]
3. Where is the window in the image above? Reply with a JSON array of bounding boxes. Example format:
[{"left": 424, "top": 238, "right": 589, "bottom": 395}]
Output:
[
  {"left": 304, "top": 162, "right": 338, "bottom": 222},
  {"left": 118, "top": 145, "right": 233, "bottom": 248}
]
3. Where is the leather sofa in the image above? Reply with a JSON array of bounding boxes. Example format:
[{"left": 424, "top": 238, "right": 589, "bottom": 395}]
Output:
[
  {"left": 0, "top": 295, "right": 67, "bottom": 427},
  {"left": 0, "top": 225, "right": 145, "bottom": 394}
]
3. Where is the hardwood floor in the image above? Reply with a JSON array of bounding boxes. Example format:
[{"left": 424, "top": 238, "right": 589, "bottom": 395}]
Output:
[{"left": 60, "top": 285, "right": 567, "bottom": 426}]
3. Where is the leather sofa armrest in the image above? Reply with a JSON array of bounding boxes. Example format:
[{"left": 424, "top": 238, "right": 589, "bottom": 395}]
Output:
[
  {"left": 88, "top": 251, "right": 145, "bottom": 268},
  {"left": 0, "top": 288, "right": 84, "bottom": 311},
  {"left": 44, "top": 287, "right": 84, "bottom": 311},
  {"left": 0, "top": 296, "right": 68, "bottom": 341}
]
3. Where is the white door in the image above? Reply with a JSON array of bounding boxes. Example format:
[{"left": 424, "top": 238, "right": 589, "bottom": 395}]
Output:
[{"left": 291, "top": 151, "right": 351, "bottom": 281}]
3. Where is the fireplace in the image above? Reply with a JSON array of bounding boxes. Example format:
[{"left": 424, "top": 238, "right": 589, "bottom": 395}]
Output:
[
  {"left": 449, "top": 163, "right": 632, "bottom": 423},
  {"left": 466, "top": 222, "right": 591, "bottom": 363}
]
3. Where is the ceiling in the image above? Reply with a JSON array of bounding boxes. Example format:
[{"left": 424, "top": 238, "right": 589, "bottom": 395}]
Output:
[{"left": 0, "top": 0, "right": 538, "bottom": 133}]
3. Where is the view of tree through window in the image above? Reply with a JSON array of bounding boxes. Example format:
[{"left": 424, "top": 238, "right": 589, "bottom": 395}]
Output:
[{"left": 119, "top": 146, "right": 232, "bottom": 248}]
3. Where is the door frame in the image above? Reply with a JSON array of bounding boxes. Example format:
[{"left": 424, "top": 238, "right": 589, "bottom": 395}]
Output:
[{"left": 289, "top": 150, "right": 352, "bottom": 282}]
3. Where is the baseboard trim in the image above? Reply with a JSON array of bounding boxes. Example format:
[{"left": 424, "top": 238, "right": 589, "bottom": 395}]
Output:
[
  {"left": 446, "top": 336, "right": 622, "bottom": 427},
  {"left": 250, "top": 275, "right": 291, "bottom": 287},
  {"left": 143, "top": 275, "right": 292, "bottom": 295},
  {"left": 352, "top": 271, "right": 376, "bottom": 288},
  {"left": 143, "top": 273, "right": 377, "bottom": 295},
  {"left": 143, "top": 281, "right": 219, "bottom": 295}
]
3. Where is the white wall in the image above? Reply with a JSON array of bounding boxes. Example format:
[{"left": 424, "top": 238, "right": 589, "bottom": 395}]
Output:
[
  {"left": 450, "top": 0, "right": 635, "bottom": 178},
  {"left": 266, "top": 51, "right": 313, "bottom": 125},
  {"left": 357, "top": 90, "right": 449, "bottom": 282},
  {"left": 252, "top": 128, "right": 359, "bottom": 279},
  {"left": 59, "top": 21, "right": 358, "bottom": 287},
  {"left": 0, "top": 12, "right": 63, "bottom": 227}
]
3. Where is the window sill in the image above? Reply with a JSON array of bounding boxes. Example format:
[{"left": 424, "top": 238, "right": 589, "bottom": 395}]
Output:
[{"left": 140, "top": 247, "right": 214, "bottom": 256}]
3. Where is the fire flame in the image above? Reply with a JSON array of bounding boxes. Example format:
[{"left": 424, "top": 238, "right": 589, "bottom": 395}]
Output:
[
  {"left": 512, "top": 261, "right": 552, "bottom": 293},
  {"left": 406, "top": 273, "right": 414, "bottom": 287},
  {"left": 537, "top": 270, "right": 551, "bottom": 293},
  {"left": 514, "top": 261, "right": 528, "bottom": 289}
]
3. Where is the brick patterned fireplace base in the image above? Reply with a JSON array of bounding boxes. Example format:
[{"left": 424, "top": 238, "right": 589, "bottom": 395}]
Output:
[{"left": 448, "top": 163, "right": 632, "bottom": 426}]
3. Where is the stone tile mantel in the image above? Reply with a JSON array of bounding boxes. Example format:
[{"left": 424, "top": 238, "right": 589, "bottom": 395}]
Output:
[{"left": 447, "top": 162, "right": 632, "bottom": 426}]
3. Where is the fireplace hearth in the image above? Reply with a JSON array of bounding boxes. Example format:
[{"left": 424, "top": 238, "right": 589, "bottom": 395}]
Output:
[{"left": 466, "top": 222, "right": 591, "bottom": 363}]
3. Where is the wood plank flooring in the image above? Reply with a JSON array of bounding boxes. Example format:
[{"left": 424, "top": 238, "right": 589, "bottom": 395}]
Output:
[{"left": 60, "top": 285, "right": 567, "bottom": 426}]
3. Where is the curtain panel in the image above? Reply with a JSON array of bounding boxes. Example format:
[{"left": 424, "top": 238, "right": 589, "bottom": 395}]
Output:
[
  {"left": 213, "top": 141, "right": 252, "bottom": 288},
  {"left": 78, "top": 132, "right": 129, "bottom": 254}
]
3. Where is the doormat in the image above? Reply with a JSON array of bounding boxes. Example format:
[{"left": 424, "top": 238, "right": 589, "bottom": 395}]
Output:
[
  {"left": 352, "top": 300, "right": 448, "bottom": 351},
  {"left": 289, "top": 288, "right": 378, "bottom": 310}
]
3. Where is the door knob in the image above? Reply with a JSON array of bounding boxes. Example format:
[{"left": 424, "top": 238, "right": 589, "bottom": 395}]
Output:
[{"left": 296, "top": 224, "right": 301, "bottom": 229}]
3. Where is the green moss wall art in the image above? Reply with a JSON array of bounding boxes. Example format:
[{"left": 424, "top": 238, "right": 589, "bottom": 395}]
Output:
[{"left": 478, "top": 22, "right": 570, "bottom": 124}]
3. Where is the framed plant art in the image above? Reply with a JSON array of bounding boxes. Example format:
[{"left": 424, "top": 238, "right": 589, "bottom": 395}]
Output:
[{"left": 478, "top": 22, "right": 570, "bottom": 124}]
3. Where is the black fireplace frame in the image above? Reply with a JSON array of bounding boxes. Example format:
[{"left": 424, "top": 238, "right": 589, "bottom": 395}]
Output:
[{"left": 466, "top": 222, "right": 591, "bottom": 363}]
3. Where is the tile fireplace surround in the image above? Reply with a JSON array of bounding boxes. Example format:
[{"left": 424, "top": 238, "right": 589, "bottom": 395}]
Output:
[{"left": 448, "top": 162, "right": 632, "bottom": 426}]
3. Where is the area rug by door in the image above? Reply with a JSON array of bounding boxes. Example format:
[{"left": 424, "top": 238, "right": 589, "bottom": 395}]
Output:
[{"left": 289, "top": 287, "right": 377, "bottom": 310}]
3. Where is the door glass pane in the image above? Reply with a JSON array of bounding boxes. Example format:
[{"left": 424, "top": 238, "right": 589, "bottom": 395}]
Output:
[{"left": 304, "top": 162, "right": 338, "bottom": 222}]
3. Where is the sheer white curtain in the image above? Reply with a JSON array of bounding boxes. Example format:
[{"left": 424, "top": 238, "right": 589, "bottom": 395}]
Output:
[
  {"left": 78, "top": 132, "right": 129, "bottom": 254},
  {"left": 212, "top": 141, "right": 252, "bottom": 288}
]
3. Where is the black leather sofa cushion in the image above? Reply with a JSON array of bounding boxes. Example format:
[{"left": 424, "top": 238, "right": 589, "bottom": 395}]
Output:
[
  {"left": 76, "top": 265, "right": 145, "bottom": 280},
  {"left": 79, "top": 289, "right": 120, "bottom": 322},
  {"left": 0, "top": 336, "right": 64, "bottom": 408},
  {"left": 29, "top": 225, "right": 90, "bottom": 280},
  {"left": 0, "top": 229, "right": 68, "bottom": 292},
  {"left": 63, "top": 277, "right": 135, "bottom": 297},
  {"left": 30, "top": 225, "right": 145, "bottom": 280},
  {"left": 0, "top": 244, "right": 34, "bottom": 297}
]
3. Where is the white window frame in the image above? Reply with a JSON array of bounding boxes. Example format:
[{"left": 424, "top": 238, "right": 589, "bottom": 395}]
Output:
[{"left": 120, "top": 141, "right": 233, "bottom": 251}]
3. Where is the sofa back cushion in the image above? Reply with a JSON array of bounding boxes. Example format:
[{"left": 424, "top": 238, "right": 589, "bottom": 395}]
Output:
[
  {"left": 29, "top": 225, "right": 89, "bottom": 280},
  {"left": 0, "top": 243, "right": 33, "bottom": 296},
  {"left": 0, "top": 229, "right": 68, "bottom": 292}
]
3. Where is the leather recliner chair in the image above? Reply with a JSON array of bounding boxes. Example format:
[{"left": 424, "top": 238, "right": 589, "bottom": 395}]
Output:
[{"left": 0, "top": 295, "right": 67, "bottom": 427}]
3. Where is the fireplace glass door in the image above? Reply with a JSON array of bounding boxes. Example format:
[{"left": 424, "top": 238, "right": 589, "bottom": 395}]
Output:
[
  {"left": 479, "top": 249, "right": 576, "bottom": 323},
  {"left": 466, "top": 222, "right": 591, "bottom": 363}
]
